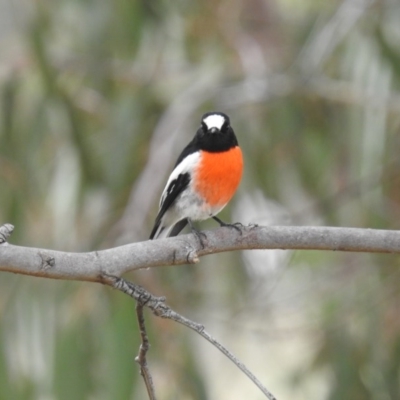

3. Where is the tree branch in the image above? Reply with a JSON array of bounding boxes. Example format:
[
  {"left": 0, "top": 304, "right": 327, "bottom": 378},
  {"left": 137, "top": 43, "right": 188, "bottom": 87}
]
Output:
[
  {"left": 2, "top": 222, "right": 398, "bottom": 400},
  {"left": 1, "top": 223, "right": 400, "bottom": 281}
]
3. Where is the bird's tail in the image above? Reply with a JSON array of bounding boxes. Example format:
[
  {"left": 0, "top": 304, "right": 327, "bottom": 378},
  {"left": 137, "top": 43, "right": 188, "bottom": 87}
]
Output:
[{"left": 149, "top": 219, "right": 162, "bottom": 239}]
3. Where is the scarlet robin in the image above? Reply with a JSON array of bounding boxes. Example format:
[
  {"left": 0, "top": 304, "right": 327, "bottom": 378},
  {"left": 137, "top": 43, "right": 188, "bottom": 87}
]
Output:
[{"left": 150, "top": 112, "right": 243, "bottom": 240}]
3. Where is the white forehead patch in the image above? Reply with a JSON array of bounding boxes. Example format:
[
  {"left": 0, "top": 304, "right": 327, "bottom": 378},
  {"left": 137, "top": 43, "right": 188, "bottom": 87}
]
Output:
[{"left": 203, "top": 114, "right": 226, "bottom": 130}]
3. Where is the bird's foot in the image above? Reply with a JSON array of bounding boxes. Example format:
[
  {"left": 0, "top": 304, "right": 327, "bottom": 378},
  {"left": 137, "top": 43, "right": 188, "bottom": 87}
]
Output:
[
  {"left": 213, "top": 216, "right": 243, "bottom": 234},
  {"left": 188, "top": 220, "right": 207, "bottom": 248}
]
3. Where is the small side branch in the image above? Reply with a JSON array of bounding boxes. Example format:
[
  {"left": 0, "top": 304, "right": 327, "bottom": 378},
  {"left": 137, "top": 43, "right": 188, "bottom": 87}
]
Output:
[
  {"left": 170, "top": 314, "right": 277, "bottom": 400},
  {"left": 104, "top": 275, "right": 277, "bottom": 400},
  {"left": 135, "top": 302, "right": 157, "bottom": 400}
]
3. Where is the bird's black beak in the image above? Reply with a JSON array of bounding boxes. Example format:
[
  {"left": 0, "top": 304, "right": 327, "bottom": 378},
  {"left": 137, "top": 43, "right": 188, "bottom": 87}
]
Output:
[{"left": 209, "top": 127, "right": 219, "bottom": 134}]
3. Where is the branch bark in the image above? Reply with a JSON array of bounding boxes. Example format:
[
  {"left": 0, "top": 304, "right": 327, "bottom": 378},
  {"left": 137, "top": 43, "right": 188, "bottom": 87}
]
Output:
[{"left": 1, "top": 224, "right": 400, "bottom": 281}]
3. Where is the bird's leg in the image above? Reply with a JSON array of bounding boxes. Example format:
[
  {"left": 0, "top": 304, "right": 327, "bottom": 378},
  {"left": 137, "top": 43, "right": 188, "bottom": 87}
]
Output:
[
  {"left": 188, "top": 219, "right": 207, "bottom": 248},
  {"left": 212, "top": 216, "right": 243, "bottom": 234}
]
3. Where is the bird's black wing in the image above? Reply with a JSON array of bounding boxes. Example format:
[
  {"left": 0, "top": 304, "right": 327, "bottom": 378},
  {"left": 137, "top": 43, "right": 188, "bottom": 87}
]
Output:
[
  {"left": 149, "top": 133, "right": 200, "bottom": 239},
  {"left": 149, "top": 172, "right": 190, "bottom": 239}
]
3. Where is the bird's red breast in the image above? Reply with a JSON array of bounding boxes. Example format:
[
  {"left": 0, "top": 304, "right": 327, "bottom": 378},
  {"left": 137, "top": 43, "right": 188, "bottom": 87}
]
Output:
[{"left": 194, "top": 146, "right": 243, "bottom": 207}]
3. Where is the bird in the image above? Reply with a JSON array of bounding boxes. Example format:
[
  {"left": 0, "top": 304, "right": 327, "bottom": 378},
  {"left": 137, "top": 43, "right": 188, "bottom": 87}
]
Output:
[{"left": 149, "top": 111, "right": 243, "bottom": 240}]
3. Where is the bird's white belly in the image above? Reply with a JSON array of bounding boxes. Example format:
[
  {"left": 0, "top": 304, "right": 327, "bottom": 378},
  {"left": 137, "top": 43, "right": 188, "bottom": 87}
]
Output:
[{"left": 164, "top": 187, "right": 225, "bottom": 226}]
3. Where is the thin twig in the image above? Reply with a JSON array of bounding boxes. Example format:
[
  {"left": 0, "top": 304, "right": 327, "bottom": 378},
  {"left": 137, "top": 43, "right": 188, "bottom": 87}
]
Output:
[
  {"left": 105, "top": 275, "right": 277, "bottom": 400},
  {"left": 135, "top": 301, "right": 157, "bottom": 400},
  {"left": 160, "top": 308, "right": 277, "bottom": 400}
]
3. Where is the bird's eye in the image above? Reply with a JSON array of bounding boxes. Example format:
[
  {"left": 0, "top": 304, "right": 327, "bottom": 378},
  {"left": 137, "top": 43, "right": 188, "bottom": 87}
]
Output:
[{"left": 201, "top": 122, "right": 207, "bottom": 131}]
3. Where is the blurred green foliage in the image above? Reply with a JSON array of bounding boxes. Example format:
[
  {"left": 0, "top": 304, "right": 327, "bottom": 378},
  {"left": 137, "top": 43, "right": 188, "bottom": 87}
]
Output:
[{"left": 1, "top": 0, "right": 400, "bottom": 399}]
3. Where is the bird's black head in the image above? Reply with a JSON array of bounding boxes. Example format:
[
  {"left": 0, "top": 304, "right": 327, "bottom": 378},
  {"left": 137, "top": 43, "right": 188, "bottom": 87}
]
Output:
[{"left": 196, "top": 112, "right": 238, "bottom": 152}]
